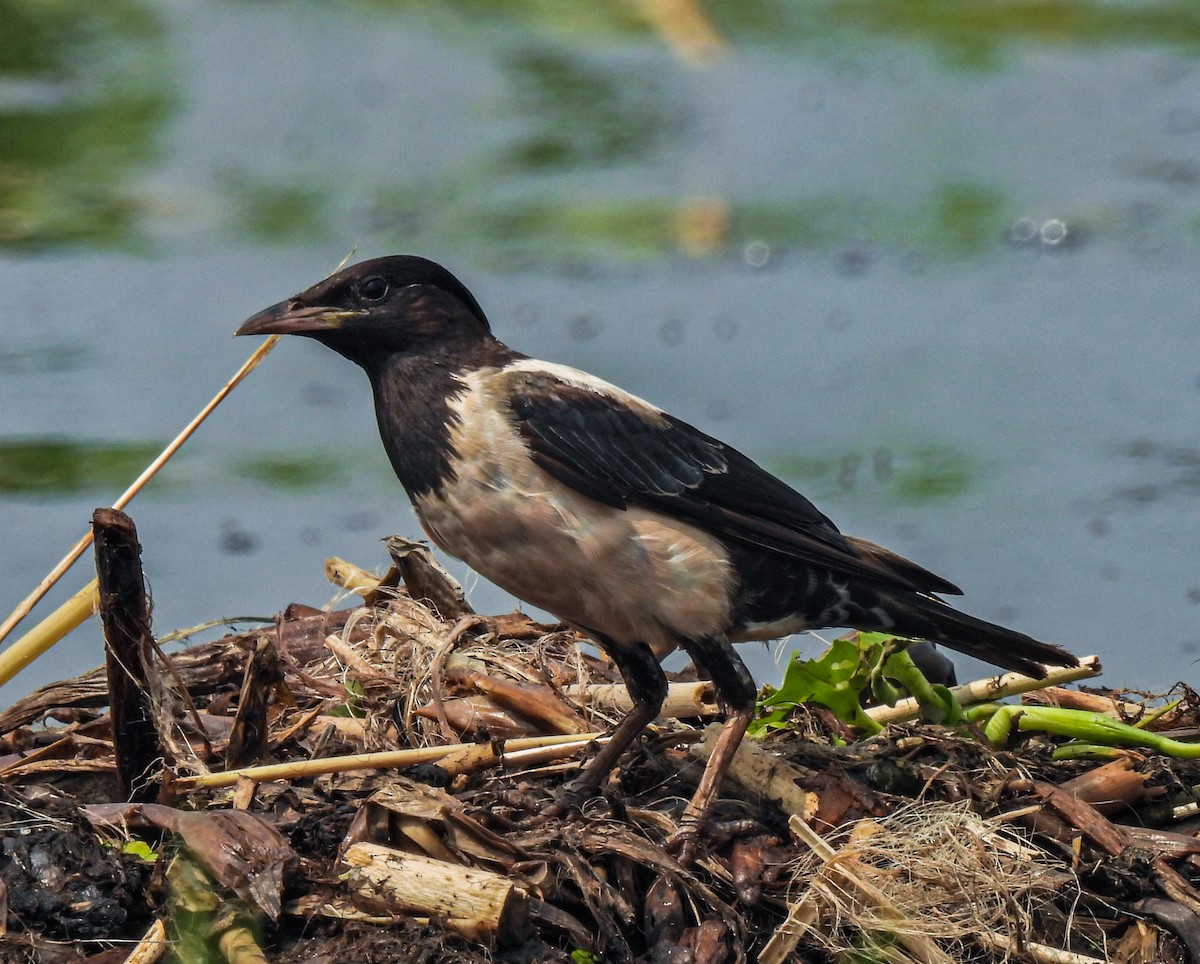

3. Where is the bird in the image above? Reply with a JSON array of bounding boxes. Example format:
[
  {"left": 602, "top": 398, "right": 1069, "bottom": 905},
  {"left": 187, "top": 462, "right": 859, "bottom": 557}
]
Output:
[{"left": 236, "top": 254, "right": 1079, "bottom": 856}]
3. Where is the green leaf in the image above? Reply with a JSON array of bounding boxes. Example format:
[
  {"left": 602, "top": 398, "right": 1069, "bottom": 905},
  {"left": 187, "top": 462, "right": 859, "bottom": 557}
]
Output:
[
  {"left": 756, "top": 635, "right": 887, "bottom": 735},
  {"left": 753, "top": 632, "right": 966, "bottom": 736},
  {"left": 122, "top": 839, "right": 157, "bottom": 862}
]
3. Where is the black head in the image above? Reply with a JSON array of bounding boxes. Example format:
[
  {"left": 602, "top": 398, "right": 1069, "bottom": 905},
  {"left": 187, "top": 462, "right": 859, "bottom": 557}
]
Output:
[{"left": 236, "top": 255, "right": 491, "bottom": 371}]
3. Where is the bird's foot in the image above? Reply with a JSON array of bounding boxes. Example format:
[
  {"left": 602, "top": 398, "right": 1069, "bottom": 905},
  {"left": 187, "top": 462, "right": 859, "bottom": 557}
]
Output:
[
  {"left": 542, "top": 775, "right": 601, "bottom": 821},
  {"left": 666, "top": 816, "right": 764, "bottom": 869},
  {"left": 665, "top": 818, "right": 703, "bottom": 867}
]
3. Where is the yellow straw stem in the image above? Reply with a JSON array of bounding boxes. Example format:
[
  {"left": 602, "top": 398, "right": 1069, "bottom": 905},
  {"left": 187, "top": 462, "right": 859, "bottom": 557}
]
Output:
[{"left": 0, "top": 579, "right": 101, "bottom": 688}]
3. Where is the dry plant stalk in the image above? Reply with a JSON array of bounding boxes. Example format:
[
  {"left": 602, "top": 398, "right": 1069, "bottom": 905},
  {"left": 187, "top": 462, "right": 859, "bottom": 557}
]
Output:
[
  {"left": 866, "top": 654, "right": 1102, "bottom": 725},
  {"left": 564, "top": 680, "right": 717, "bottom": 718},
  {"left": 342, "top": 842, "right": 528, "bottom": 946},
  {"left": 972, "top": 930, "right": 1107, "bottom": 964},
  {"left": 177, "top": 732, "right": 603, "bottom": 791},
  {"left": 1024, "top": 686, "right": 1148, "bottom": 718},
  {"left": 0, "top": 580, "right": 99, "bottom": 693},
  {"left": 121, "top": 918, "right": 168, "bottom": 964}
]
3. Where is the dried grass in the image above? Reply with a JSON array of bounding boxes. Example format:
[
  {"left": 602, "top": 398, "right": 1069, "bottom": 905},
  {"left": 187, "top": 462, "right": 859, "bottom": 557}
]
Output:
[{"left": 791, "top": 800, "right": 1068, "bottom": 959}]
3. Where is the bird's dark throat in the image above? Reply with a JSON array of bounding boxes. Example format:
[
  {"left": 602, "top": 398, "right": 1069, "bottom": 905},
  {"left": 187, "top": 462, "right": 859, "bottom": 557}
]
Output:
[{"left": 366, "top": 340, "right": 519, "bottom": 499}]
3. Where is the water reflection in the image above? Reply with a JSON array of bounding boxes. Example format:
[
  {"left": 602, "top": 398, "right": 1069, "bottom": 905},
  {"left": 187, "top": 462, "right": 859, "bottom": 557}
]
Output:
[
  {"left": 0, "top": 0, "right": 170, "bottom": 249},
  {"left": 4, "top": 0, "right": 1198, "bottom": 264},
  {"left": 0, "top": 438, "right": 164, "bottom": 496},
  {"left": 502, "top": 49, "right": 672, "bottom": 170}
]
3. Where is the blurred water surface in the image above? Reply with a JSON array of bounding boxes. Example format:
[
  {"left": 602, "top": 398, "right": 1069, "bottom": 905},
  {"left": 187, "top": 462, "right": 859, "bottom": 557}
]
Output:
[{"left": 2, "top": 1, "right": 1199, "bottom": 705}]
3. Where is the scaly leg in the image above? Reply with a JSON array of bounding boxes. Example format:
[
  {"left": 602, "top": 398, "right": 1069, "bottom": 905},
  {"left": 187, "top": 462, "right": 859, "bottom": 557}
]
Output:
[
  {"left": 551, "top": 638, "right": 667, "bottom": 812},
  {"left": 669, "top": 634, "right": 757, "bottom": 862}
]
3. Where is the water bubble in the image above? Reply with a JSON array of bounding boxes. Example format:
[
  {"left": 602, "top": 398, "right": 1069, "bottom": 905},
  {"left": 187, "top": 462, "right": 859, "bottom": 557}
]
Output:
[
  {"left": 1040, "top": 219, "right": 1068, "bottom": 246},
  {"left": 743, "top": 240, "right": 771, "bottom": 268},
  {"left": 1008, "top": 218, "right": 1038, "bottom": 245}
]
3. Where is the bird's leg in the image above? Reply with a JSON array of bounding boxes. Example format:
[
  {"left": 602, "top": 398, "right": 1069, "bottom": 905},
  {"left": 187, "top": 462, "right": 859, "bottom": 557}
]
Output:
[
  {"left": 550, "top": 640, "right": 667, "bottom": 815},
  {"left": 669, "top": 635, "right": 757, "bottom": 863}
]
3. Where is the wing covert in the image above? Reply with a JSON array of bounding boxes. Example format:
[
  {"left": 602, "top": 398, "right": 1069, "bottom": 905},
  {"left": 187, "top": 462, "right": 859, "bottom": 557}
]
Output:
[{"left": 504, "top": 373, "right": 947, "bottom": 592}]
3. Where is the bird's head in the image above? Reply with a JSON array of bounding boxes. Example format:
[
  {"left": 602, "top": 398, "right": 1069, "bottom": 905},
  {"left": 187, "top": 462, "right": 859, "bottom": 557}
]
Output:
[{"left": 236, "top": 255, "right": 491, "bottom": 370}]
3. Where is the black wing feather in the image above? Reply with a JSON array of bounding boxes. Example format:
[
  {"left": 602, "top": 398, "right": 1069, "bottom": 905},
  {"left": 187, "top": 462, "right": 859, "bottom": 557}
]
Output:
[{"left": 508, "top": 377, "right": 959, "bottom": 595}]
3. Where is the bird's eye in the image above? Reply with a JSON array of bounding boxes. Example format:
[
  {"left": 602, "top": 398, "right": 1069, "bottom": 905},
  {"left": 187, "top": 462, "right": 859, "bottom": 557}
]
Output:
[{"left": 358, "top": 277, "right": 388, "bottom": 302}]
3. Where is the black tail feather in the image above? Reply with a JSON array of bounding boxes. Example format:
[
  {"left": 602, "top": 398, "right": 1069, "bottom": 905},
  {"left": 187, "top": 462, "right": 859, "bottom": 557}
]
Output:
[{"left": 888, "top": 595, "right": 1079, "bottom": 680}]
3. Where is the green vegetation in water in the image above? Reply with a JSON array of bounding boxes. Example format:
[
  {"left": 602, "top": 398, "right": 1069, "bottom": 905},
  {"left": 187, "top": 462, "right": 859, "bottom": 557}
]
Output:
[
  {"left": 0, "top": 438, "right": 165, "bottom": 496},
  {"left": 501, "top": 48, "right": 674, "bottom": 171},
  {"left": 232, "top": 452, "right": 348, "bottom": 492},
  {"left": 6, "top": 0, "right": 1200, "bottom": 257},
  {"left": 824, "top": 0, "right": 1200, "bottom": 69},
  {"left": 351, "top": 0, "right": 1200, "bottom": 65},
  {"left": 0, "top": 0, "right": 172, "bottom": 250},
  {"left": 0, "top": 440, "right": 398, "bottom": 500},
  {"left": 373, "top": 180, "right": 1025, "bottom": 269}
]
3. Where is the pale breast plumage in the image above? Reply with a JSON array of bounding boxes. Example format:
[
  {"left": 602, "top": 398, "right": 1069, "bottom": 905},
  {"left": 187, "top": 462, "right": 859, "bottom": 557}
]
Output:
[{"left": 413, "top": 364, "right": 736, "bottom": 652}]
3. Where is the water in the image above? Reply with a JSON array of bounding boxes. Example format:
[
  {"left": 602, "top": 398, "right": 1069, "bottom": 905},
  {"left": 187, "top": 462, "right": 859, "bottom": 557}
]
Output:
[{"left": 2, "top": 1, "right": 1199, "bottom": 706}]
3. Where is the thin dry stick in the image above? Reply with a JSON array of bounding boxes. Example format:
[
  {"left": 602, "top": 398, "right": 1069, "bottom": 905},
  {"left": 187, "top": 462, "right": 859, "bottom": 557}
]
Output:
[
  {"left": 177, "top": 732, "right": 603, "bottom": 791},
  {"left": 0, "top": 336, "right": 281, "bottom": 677}
]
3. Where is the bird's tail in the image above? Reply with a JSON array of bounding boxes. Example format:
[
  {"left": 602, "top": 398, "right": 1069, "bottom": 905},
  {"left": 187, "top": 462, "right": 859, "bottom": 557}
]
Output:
[{"left": 886, "top": 595, "right": 1079, "bottom": 679}]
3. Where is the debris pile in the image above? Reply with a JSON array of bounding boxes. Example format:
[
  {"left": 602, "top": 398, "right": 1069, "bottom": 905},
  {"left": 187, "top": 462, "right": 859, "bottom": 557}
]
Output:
[{"left": 2, "top": 525, "right": 1200, "bottom": 963}]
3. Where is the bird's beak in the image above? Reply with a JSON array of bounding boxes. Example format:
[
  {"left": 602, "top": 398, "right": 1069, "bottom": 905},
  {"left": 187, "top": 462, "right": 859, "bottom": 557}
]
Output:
[{"left": 235, "top": 301, "right": 364, "bottom": 337}]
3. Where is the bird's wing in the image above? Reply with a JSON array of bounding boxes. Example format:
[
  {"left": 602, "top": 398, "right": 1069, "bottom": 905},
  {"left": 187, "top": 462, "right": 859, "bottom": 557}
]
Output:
[{"left": 505, "top": 370, "right": 960, "bottom": 595}]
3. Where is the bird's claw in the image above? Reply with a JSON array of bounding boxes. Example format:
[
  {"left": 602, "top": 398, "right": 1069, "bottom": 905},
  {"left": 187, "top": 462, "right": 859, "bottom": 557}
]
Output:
[{"left": 665, "top": 819, "right": 703, "bottom": 866}]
